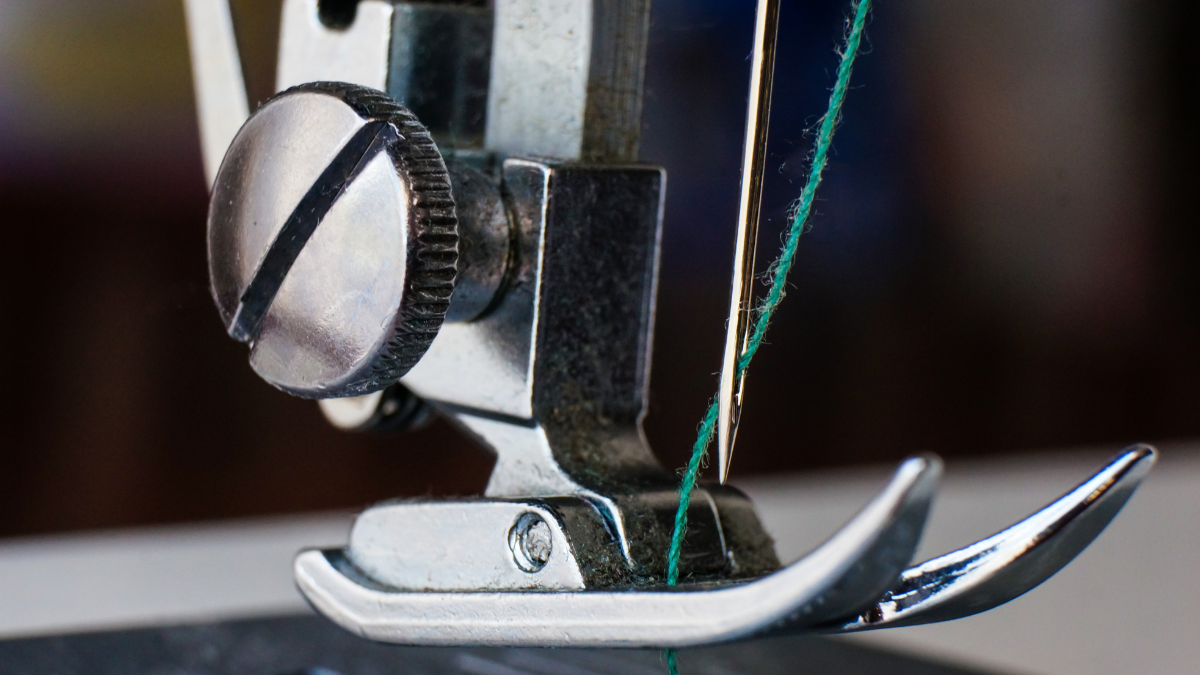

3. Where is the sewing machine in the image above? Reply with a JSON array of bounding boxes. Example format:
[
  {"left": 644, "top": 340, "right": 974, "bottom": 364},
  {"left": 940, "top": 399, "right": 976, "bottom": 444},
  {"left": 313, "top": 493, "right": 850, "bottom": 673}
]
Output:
[{"left": 180, "top": 0, "right": 1154, "bottom": 651}]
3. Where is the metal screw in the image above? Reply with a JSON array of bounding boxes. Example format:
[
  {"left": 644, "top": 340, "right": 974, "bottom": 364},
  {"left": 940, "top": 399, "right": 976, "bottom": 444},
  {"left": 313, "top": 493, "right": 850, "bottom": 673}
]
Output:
[
  {"left": 317, "top": 382, "right": 434, "bottom": 432},
  {"left": 509, "top": 512, "right": 553, "bottom": 573},
  {"left": 207, "top": 82, "right": 458, "bottom": 399}
]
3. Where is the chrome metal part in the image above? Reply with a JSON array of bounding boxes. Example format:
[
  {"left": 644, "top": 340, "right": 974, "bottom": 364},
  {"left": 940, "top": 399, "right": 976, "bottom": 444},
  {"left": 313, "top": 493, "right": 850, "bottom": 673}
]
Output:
[
  {"left": 348, "top": 500, "right": 586, "bottom": 591},
  {"left": 717, "top": 0, "right": 782, "bottom": 484},
  {"left": 182, "top": 0, "right": 250, "bottom": 186},
  {"left": 509, "top": 511, "right": 553, "bottom": 573},
  {"left": 299, "top": 447, "right": 1156, "bottom": 646},
  {"left": 278, "top": 0, "right": 492, "bottom": 150},
  {"left": 343, "top": 485, "right": 758, "bottom": 594},
  {"left": 277, "top": 0, "right": 393, "bottom": 93},
  {"left": 443, "top": 161, "right": 511, "bottom": 323},
  {"left": 403, "top": 159, "right": 665, "bottom": 426},
  {"left": 295, "top": 456, "right": 940, "bottom": 647},
  {"left": 189, "top": 0, "right": 491, "bottom": 183},
  {"left": 399, "top": 160, "right": 776, "bottom": 582},
  {"left": 487, "top": 0, "right": 651, "bottom": 160},
  {"left": 318, "top": 383, "right": 434, "bottom": 432},
  {"left": 390, "top": 3, "right": 492, "bottom": 147},
  {"left": 344, "top": 473, "right": 753, "bottom": 590},
  {"left": 836, "top": 445, "right": 1157, "bottom": 633},
  {"left": 207, "top": 82, "right": 457, "bottom": 398},
  {"left": 405, "top": 160, "right": 664, "bottom": 428},
  {"left": 208, "top": 119, "right": 768, "bottom": 582},
  {"left": 275, "top": 0, "right": 651, "bottom": 160}
]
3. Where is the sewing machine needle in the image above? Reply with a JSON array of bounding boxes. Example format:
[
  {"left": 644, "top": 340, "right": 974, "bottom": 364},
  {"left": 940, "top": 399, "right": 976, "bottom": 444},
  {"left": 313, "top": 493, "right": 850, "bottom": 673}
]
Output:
[{"left": 717, "top": 0, "right": 782, "bottom": 484}]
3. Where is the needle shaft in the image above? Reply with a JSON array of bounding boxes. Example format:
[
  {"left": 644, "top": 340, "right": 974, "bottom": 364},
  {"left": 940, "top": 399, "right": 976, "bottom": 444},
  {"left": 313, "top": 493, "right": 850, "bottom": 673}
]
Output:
[{"left": 717, "top": 0, "right": 782, "bottom": 484}]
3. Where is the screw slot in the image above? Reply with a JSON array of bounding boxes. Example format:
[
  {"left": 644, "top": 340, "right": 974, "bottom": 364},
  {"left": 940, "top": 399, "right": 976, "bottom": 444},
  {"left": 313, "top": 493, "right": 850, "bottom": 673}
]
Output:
[{"left": 508, "top": 512, "right": 552, "bottom": 573}]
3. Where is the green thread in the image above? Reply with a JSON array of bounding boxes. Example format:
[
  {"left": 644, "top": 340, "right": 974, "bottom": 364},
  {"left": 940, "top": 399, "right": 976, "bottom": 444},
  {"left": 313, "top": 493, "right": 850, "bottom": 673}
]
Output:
[
  {"left": 737, "top": 0, "right": 871, "bottom": 374},
  {"left": 664, "top": 0, "right": 873, "bottom": 590},
  {"left": 662, "top": 2, "right": 870, "bottom": 670}
]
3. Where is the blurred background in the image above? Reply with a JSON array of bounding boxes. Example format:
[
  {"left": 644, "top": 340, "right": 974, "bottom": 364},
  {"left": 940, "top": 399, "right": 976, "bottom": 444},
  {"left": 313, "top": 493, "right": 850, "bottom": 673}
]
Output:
[{"left": 0, "top": 0, "right": 1197, "bottom": 538}]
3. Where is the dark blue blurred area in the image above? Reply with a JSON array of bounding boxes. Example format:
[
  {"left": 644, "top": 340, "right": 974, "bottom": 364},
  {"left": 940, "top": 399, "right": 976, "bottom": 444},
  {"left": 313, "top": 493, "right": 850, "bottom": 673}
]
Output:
[
  {"left": 645, "top": 0, "right": 914, "bottom": 284},
  {"left": 641, "top": 0, "right": 929, "bottom": 469}
]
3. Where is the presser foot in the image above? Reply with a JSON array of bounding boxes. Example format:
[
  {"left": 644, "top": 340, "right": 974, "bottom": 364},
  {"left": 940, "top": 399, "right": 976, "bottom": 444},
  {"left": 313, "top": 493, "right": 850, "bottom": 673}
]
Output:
[
  {"left": 833, "top": 444, "right": 1156, "bottom": 633},
  {"left": 294, "top": 447, "right": 1153, "bottom": 648}
]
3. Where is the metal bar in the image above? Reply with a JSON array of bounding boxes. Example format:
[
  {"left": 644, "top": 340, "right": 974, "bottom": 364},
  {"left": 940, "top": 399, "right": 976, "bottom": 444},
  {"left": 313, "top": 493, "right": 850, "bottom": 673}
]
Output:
[
  {"left": 717, "top": 0, "right": 782, "bottom": 484},
  {"left": 836, "top": 445, "right": 1157, "bottom": 633},
  {"left": 486, "top": 0, "right": 651, "bottom": 161},
  {"left": 276, "top": 0, "right": 394, "bottom": 94},
  {"left": 182, "top": 0, "right": 250, "bottom": 188}
]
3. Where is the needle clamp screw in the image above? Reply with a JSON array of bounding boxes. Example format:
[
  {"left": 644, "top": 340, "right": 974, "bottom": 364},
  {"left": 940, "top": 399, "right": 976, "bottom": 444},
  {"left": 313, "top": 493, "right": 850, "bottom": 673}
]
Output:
[{"left": 207, "top": 82, "right": 458, "bottom": 399}]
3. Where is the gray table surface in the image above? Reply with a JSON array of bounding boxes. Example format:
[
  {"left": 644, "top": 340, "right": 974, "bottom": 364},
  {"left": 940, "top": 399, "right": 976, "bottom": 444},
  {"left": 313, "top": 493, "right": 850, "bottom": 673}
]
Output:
[
  {"left": 1, "top": 444, "right": 1195, "bottom": 675},
  {"left": 0, "top": 614, "right": 992, "bottom": 675}
]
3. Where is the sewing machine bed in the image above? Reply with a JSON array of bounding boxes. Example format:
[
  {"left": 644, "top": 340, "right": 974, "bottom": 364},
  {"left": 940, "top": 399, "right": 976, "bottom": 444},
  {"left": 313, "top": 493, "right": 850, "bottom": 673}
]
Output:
[{"left": 0, "top": 614, "right": 995, "bottom": 675}]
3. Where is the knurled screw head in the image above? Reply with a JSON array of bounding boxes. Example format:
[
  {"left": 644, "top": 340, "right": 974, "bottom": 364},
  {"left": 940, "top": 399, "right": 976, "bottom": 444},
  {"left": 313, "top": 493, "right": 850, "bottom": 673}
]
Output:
[
  {"left": 207, "top": 82, "right": 458, "bottom": 399},
  {"left": 509, "top": 512, "right": 553, "bottom": 573}
]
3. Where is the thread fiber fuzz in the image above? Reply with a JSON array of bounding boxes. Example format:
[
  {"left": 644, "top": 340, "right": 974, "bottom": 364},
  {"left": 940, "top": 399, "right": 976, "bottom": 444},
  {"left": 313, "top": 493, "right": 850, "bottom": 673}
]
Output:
[{"left": 663, "top": 0, "right": 873, "bottom": 670}]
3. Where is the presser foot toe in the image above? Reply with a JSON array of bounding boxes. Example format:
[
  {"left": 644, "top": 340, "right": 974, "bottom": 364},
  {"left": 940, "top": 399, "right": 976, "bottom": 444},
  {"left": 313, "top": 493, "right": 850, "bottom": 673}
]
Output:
[{"left": 831, "top": 445, "right": 1156, "bottom": 633}]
